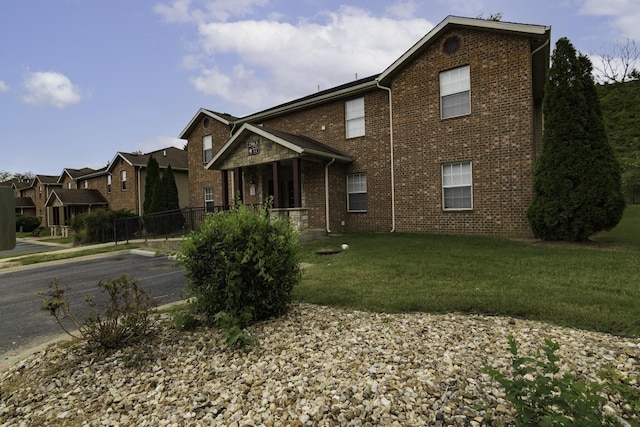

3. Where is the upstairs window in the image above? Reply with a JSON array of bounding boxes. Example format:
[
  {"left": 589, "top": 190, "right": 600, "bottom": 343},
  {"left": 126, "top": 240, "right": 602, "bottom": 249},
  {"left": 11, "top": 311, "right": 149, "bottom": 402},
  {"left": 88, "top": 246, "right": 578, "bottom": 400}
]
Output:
[
  {"left": 347, "top": 173, "right": 367, "bottom": 212},
  {"left": 107, "top": 175, "right": 112, "bottom": 193},
  {"left": 121, "top": 170, "right": 127, "bottom": 191},
  {"left": 203, "top": 135, "right": 213, "bottom": 163},
  {"left": 440, "top": 65, "right": 470, "bottom": 119},
  {"left": 345, "top": 97, "right": 365, "bottom": 138},
  {"left": 83, "top": 180, "right": 88, "bottom": 189},
  {"left": 442, "top": 161, "right": 472, "bottom": 210},
  {"left": 67, "top": 182, "right": 71, "bottom": 189}
]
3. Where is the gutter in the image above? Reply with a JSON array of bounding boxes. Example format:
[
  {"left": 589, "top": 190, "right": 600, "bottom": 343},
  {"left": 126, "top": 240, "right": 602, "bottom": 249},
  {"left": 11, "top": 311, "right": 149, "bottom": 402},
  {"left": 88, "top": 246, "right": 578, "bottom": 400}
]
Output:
[
  {"left": 375, "top": 79, "right": 396, "bottom": 232},
  {"left": 324, "top": 158, "right": 336, "bottom": 233}
]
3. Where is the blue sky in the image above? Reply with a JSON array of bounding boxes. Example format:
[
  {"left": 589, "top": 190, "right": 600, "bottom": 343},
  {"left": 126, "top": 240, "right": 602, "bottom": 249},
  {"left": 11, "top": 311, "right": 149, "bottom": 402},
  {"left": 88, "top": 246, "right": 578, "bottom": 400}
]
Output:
[{"left": 1, "top": 0, "right": 639, "bottom": 176}]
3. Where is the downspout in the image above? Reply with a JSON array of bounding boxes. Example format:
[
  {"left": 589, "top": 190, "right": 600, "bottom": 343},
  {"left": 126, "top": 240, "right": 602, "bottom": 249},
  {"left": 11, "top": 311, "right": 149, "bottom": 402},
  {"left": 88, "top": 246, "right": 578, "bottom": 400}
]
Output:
[
  {"left": 531, "top": 38, "right": 550, "bottom": 160},
  {"left": 376, "top": 79, "right": 396, "bottom": 232},
  {"left": 324, "top": 157, "right": 336, "bottom": 233}
]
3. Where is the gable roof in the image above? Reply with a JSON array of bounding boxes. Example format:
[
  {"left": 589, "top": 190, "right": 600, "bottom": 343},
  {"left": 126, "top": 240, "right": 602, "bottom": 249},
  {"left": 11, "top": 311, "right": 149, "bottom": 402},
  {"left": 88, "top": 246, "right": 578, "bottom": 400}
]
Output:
[
  {"left": 35, "top": 175, "right": 61, "bottom": 185},
  {"left": 45, "top": 189, "right": 108, "bottom": 207},
  {"left": 179, "top": 108, "right": 238, "bottom": 139},
  {"left": 58, "top": 167, "right": 97, "bottom": 183},
  {"left": 207, "top": 123, "right": 352, "bottom": 170},
  {"left": 378, "top": 15, "right": 550, "bottom": 84},
  {"left": 182, "top": 15, "right": 550, "bottom": 134},
  {"left": 110, "top": 146, "right": 188, "bottom": 172}
]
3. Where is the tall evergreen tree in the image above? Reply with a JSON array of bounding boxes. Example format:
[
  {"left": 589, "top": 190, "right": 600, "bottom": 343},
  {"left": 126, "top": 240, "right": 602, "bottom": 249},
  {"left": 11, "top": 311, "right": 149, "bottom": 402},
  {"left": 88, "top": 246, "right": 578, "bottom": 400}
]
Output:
[
  {"left": 527, "top": 38, "right": 625, "bottom": 241},
  {"left": 143, "top": 156, "right": 160, "bottom": 215},
  {"left": 162, "top": 164, "right": 180, "bottom": 211}
]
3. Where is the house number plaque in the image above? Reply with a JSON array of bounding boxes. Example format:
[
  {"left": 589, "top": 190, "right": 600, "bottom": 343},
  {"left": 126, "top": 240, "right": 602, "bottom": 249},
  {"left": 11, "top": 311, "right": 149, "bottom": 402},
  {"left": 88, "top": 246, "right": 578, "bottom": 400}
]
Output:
[{"left": 248, "top": 140, "right": 260, "bottom": 155}]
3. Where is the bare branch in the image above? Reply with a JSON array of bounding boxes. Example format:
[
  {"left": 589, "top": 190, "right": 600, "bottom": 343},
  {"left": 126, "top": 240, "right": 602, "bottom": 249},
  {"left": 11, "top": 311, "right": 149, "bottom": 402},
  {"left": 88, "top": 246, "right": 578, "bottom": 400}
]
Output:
[{"left": 595, "top": 38, "right": 639, "bottom": 83}]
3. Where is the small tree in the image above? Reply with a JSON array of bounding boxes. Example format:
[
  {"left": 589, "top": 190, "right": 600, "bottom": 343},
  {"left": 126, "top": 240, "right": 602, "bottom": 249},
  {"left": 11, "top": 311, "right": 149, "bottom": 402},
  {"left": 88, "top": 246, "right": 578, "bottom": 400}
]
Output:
[
  {"left": 143, "top": 156, "right": 160, "bottom": 215},
  {"left": 527, "top": 38, "right": 625, "bottom": 241}
]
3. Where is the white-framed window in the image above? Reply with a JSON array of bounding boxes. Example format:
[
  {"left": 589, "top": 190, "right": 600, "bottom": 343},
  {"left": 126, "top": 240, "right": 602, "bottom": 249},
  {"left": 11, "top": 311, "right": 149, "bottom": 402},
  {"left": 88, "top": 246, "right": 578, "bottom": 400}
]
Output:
[
  {"left": 440, "top": 65, "right": 470, "bottom": 119},
  {"left": 67, "top": 182, "right": 71, "bottom": 189},
  {"left": 345, "top": 97, "right": 365, "bottom": 138},
  {"left": 83, "top": 180, "right": 88, "bottom": 189},
  {"left": 203, "top": 135, "right": 213, "bottom": 163},
  {"left": 347, "top": 173, "right": 367, "bottom": 212},
  {"left": 120, "top": 170, "right": 127, "bottom": 191},
  {"left": 39, "top": 186, "right": 42, "bottom": 199},
  {"left": 107, "top": 175, "right": 112, "bottom": 193},
  {"left": 442, "top": 161, "right": 472, "bottom": 210},
  {"left": 204, "top": 187, "right": 214, "bottom": 211}
]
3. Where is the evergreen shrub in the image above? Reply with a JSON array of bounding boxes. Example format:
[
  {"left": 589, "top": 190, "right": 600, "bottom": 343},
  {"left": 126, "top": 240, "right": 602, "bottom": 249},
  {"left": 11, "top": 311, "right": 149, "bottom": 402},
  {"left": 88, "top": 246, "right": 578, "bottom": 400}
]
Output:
[
  {"left": 181, "top": 200, "right": 301, "bottom": 344},
  {"left": 15, "top": 215, "right": 41, "bottom": 232}
]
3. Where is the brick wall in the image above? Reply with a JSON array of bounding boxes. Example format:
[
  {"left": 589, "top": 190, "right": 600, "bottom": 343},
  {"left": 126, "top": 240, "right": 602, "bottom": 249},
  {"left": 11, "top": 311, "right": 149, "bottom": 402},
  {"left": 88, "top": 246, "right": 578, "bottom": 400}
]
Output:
[
  {"left": 186, "top": 118, "right": 230, "bottom": 208},
  {"left": 184, "top": 27, "right": 539, "bottom": 237},
  {"left": 105, "top": 157, "right": 139, "bottom": 213},
  {"left": 390, "top": 28, "right": 536, "bottom": 236}
]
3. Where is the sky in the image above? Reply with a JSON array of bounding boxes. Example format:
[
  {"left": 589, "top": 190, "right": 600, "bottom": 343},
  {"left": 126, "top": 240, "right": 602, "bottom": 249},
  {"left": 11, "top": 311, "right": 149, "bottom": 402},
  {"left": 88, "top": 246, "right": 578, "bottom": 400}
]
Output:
[{"left": 1, "top": 0, "right": 639, "bottom": 177}]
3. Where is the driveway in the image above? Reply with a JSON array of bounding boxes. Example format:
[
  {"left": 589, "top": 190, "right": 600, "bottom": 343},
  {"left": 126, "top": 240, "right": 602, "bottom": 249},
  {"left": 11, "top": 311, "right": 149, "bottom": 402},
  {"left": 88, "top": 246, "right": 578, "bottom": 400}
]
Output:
[{"left": 0, "top": 252, "right": 188, "bottom": 364}]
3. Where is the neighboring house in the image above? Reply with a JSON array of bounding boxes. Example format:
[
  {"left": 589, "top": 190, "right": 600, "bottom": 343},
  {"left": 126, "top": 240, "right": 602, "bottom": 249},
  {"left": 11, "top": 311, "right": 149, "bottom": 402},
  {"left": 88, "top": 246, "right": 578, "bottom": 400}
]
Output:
[
  {"left": 44, "top": 147, "right": 189, "bottom": 227},
  {"left": 45, "top": 189, "right": 109, "bottom": 233},
  {"left": 0, "top": 175, "right": 62, "bottom": 226},
  {"left": 180, "top": 16, "right": 550, "bottom": 237}
]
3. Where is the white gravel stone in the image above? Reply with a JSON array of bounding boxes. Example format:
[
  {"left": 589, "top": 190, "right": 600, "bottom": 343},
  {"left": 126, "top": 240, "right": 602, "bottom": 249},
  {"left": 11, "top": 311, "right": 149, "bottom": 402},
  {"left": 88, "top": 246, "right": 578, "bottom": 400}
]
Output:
[{"left": 0, "top": 303, "right": 638, "bottom": 426}]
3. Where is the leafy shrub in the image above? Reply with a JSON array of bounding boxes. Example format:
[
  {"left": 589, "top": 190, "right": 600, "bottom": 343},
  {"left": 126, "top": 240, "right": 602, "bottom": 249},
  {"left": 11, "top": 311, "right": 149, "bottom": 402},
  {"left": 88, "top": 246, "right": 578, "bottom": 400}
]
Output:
[
  {"left": 15, "top": 215, "right": 40, "bottom": 232},
  {"left": 69, "top": 209, "right": 137, "bottom": 244},
  {"left": 483, "top": 337, "right": 639, "bottom": 426},
  {"left": 181, "top": 200, "right": 301, "bottom": 345},
  {"left": 40, "top": 274, "right": 155, "bottom": 349}
]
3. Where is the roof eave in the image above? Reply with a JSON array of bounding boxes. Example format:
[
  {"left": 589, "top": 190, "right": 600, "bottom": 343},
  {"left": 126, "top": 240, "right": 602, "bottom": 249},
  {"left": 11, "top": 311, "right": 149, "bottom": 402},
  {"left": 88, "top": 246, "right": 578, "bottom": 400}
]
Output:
[
  {"left": 239, "top": 79, "right": 379, "bottom": 123},
  {"left": 378, "top": 15, "right": 551, "bottom": 84},
  {"left": 179, "top": 108, "right": 232, "bottom": 139}
]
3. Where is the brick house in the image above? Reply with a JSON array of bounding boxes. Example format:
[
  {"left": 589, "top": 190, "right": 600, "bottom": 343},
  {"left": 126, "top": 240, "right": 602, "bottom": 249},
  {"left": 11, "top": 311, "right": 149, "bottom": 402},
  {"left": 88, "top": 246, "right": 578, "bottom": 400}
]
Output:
[
  {"left": 1, "top": 175, "right": 62, "bottom": 226},
  {"left": 180, "top": 16, "right": 551, "bottom": 237},
  {"left": 44, "top": 147, "right": 189, "bottom": 229}
]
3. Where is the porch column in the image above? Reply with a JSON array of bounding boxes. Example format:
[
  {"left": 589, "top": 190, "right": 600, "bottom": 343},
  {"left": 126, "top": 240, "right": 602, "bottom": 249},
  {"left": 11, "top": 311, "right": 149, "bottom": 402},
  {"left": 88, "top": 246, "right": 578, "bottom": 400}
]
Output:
[
  {"left": 221, "top": 170, "right": 229, "bottom": 207},
  {"left": 293, "top": 157, "right": 302, "bottom": 208},
  {"left": 272, "top": 161, "right": 281, "bottom": 208},
  {"left": 233, "top": 167, "right": 243, "bottom": 203}
]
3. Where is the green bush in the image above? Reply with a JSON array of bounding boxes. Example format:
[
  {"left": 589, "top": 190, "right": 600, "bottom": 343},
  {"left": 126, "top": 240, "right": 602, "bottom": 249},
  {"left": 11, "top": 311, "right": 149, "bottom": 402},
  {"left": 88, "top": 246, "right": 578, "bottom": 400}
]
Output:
[
  {"left": 483, "top": 337, "right": 639, "bottom": 426},
  {"left": 69, "top": 209, "right": 137, "bottom": 244},
  {"left": 40, "top": 275, "right": 155, "bottom": 349},
  {"left": 181, "top": 200, "right": 301, "bottom": 345},
  {"left": 15, "top": 215, "right": 41, "bottom": 232}
]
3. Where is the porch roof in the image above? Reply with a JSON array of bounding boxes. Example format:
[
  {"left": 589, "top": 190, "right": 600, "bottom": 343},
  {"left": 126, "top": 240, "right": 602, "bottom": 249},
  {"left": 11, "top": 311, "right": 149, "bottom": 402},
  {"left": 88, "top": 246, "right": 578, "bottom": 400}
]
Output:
[
  {"left": 206, "top": 123, "right": 353, "bottom": 170},
  {"left": 45, "top": 189, "right": 109, "bottom": 207},
  {"left": 15, "top": 197, "right": 35, "bottom": 208}
]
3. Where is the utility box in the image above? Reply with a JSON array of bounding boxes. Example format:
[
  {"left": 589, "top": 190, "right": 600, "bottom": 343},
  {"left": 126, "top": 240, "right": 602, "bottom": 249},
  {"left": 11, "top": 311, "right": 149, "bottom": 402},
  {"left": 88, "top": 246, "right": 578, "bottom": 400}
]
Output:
[{"left": 0, "top": 187, "right": 16, "bottom": 250}]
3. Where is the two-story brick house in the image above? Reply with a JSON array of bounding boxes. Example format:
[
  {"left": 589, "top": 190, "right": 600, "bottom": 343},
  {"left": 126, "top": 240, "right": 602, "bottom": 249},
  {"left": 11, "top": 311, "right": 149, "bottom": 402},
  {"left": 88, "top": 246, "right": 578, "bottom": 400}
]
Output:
[
  {"left": 4, "top": 175, "right": 62, "bottom": 225},
  {"left": 43, "top": 147, "right": 189, "bottom": 229},
  {"left": 180, "top": 16, "right": 550, "bottom": 237}
]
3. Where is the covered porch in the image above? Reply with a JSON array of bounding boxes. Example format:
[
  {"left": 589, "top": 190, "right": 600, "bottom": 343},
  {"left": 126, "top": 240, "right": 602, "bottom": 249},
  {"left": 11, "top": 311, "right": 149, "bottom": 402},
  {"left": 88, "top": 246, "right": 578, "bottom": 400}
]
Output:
[
  {"left": 206, "top": 123, "right": 352, "bottom": 232},
  {"left": 45, "top": 189, "right": 109, "bottom": 236}
]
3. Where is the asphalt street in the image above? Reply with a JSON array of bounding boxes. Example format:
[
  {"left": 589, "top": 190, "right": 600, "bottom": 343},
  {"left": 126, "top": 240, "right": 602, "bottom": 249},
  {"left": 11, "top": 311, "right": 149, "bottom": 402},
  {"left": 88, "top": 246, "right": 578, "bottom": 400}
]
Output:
[
  {"left": 0, "top": 252, "right": 188, "bottom": 362},
  {"left": 0, "top": 240, "right": 58, "bottom": 256}
]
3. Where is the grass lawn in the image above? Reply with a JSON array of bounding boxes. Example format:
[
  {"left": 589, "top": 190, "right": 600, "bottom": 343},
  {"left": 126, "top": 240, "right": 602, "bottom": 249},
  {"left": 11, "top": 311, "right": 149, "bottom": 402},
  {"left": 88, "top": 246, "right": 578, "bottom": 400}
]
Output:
[{"left": 296, "top": 206, "right": 640, "bottom": 338}]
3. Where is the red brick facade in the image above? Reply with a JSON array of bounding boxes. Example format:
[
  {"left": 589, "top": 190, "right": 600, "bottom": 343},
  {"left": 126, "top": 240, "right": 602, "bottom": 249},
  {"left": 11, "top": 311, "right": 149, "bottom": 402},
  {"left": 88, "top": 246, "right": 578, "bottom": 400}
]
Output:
[{"left": 182, "top": 17, "right": 550, "bottom": 237}]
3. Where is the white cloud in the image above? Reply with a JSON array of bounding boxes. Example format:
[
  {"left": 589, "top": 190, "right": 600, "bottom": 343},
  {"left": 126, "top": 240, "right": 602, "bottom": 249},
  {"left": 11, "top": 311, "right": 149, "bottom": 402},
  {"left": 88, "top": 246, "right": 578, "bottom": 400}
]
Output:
[
  {"left": 154, "top": 0, "right": 268, "bottom": 23},
  {"left": 577, "top": 0, "right": 640, "bottom": 40},
  {"left": 159, "top": 3, "right": 432, "bottom": 113},
  {"left": 0, "top": 80, "right": 8, "bottom": 93},
  {"left": 385, "top": 0, "right": 418, "bottom": 19},
  {"left": 22, "top": 71, "right": 82, "bottom": 108}
]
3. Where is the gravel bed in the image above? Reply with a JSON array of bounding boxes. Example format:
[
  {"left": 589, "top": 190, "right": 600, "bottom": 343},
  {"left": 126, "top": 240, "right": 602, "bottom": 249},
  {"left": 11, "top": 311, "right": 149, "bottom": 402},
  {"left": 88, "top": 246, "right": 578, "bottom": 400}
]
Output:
[{"left": 1, "top": 303, "right": 638, "bottom": 426}]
